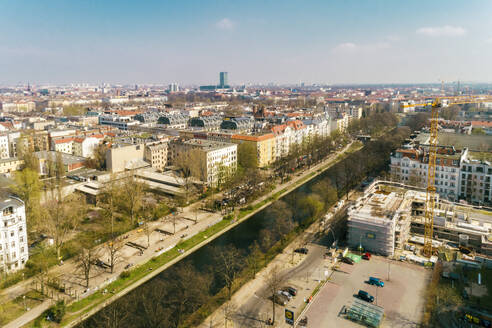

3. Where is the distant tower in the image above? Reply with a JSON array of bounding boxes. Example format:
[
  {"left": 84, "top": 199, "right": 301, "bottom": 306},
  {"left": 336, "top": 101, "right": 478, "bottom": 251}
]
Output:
[{"left": 219, "top": 72, "right": 228, "bottom": 88}]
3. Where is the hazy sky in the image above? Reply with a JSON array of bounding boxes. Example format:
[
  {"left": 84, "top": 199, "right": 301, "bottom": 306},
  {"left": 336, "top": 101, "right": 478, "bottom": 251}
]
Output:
[{"left": 1, "top": 0, "right": 492, "bottom": 85}]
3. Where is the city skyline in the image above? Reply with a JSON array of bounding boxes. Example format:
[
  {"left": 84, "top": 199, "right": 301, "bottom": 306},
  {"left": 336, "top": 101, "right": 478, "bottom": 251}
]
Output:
[{"left": 1, "top": 0, "right": 492, "bottom": 85}]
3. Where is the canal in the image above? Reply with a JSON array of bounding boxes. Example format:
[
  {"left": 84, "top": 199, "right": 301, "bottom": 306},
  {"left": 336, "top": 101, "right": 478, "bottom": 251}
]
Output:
[{"left": 78, "top": 129, "right": 406, "bottom": 328}]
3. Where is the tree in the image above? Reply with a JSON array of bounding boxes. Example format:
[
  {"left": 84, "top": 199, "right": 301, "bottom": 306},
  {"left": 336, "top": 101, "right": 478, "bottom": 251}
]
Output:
[
  {"left": 247, "top": 241, "right": 262, "bottom": 279},
  {"left": 165, "top": 262, "right": 210, "bottom": 327},
  {"left": 85, "top": 143, "right": 108, "bottom": 170},
  {"left": 17, "top": 135, "right": 39, "bottom": 172},
  {"left": 76, "top": 244, "right": 100, "bottom": 288},
  {"left": 41, "top": 192, "right": 85, "bottom": 260},
  {"left": 312, "top": 179, "right": 338, "bottom": 206},
  {"left": 237, "top": 142, "right": 258, "bottom": 170},
  {"left": 120, "top": 173, "right": 145, "bottom": 225},
  {"left": 214, "top": 245, "right": 243, "bottom": 300},
  {"left": 10, "top": 168, "right": 42, "bottom": 226},
  {"left": 174, "top": 151, "right": 197, "bottom": 204},
  {"left": 100, "top": 179, "right": 121, "bottom": 236},
  {"left": 265, "top": 265, "right": 286, "bottom": 325},
  {"left": 26, "top": 243, "right": 53, "bottom": 296},
  {"left": 406, "top": 112, "right": 430, "bottom": 132}
]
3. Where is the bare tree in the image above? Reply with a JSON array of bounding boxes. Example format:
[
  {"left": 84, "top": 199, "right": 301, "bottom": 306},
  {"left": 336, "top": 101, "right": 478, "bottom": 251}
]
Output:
[
  {"left": 265, "top": 265, "right": 286, "bottom": 325},
  {"left": 121, "top": 173, "right": 146, "bottom": 225},
  {"left": 41, "top": 191, "right": 85, "bottom": 260},
  {"left": 76, "top": 246, "right": 100, "bottom": 288},
  {"left": 215, "top": 245, "right": 243, "bottom": 300},
  {"left": 105, "top": 237, "right": 123, "bottom": 274},
  {"left": 247, "top": 241, "right": 262, "bottom": 279}
]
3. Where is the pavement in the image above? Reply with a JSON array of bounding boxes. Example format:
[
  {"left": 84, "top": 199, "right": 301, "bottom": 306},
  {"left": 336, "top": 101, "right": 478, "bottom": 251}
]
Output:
[
  {"left": 304, "top": 256, "right": 430, "bottom": 328},
  {"left": 2, "top": 142, "right": 356, "bottom": 328}
]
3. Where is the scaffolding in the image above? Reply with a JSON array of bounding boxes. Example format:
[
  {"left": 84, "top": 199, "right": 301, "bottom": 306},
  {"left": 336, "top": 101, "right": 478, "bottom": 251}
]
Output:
[{"left": 347, "top": 299, "right": 385, "bottom": 328}]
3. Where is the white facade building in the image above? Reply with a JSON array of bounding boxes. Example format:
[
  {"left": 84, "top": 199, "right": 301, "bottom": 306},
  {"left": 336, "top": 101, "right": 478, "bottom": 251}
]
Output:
[
  {"left": 0, "top": 134, "right": 9, "bottom": 159},
  {"left": 73, "top": 137, "right": 100, "bottom": 158},
  {"left": 0, "top": 196, "right": 28, "bottom": 273}
]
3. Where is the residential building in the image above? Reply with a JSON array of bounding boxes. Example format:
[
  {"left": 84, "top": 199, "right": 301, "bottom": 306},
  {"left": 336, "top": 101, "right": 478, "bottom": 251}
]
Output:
[
  {"left": 0, "top": 134, "right": 9, "bottom": 159},
  {"left": 51, "top": 137, "right": 74, "bottom": 155},
  {"left": 72, "top": 136, "right": 100, "bottom": 158},
  {"left": 169, "top": 139, "right": 237, "bottom": 186},
  {"left": 460, "top": 150, "right": 492, "bottom": 205},
  {"left": 231, "top": 133, "right": 276, "bottom": 168},
  {"left": 189, "top": 116, "right": 222, "bottom": 131},
  {"left": 220, "top": 117, "right": 254, "bottom": 133},
  {"left": 390, "top": 145, "right": 462, "bottom": 201},
  {"left": 0, "top": 158, "right": 24, "bottom": 174},
  {"left": 106, "top": 144, "right": 147, "bottom": 173},
  {"left": 144, "top": 141, "right": 168, "bottom": 172},
  {"left": 157, "top": 115, "right": 188, "bottom": 129},
  {"left": 99, "top": 115, "right": 139, "bottom": 130},
  {"left": 0, "top": 196, "right": 28, "bottom": 273}
]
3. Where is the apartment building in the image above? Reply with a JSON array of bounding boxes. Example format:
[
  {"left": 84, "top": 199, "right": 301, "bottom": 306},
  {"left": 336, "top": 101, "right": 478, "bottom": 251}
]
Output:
[
  {"left": 72, "top": 136, "right": 100, "bottom": 158},
  {"left": 169, "top": 139, "right": 237, "bottom": 186},
  {"left": 0, "top": 158, "right": 24, "bottom": 174},
  {"left": 106, "top": 143, "right": 147, "bottom": 173},
  {"left": 0, "top": 196, "right": 28, "bottom": 273},
  {"left": 144, "top": 141, "right": 168, "bottom": 172},
  {"left": 99, "top": 115, "right": 139, "bottom": 130},
  {"left": 390, "top": 145, "right": 462, "bottom": 201},
  {"left": 0, "top": 134, "right": 9, "bottom": 159},
  {"left": 460, "top": 150, "right": 492, "bottom": 205},
  {"left": 231, "top": 134, "right": 276, "bottom": 168},
  {"left": 52, "top": 137, "right": 74, "bottom": 155}
]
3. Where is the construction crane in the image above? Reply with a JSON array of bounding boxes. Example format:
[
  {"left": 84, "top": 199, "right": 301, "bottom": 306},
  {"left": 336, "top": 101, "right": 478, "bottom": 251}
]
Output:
[{"left": 422, "top": 95, "right": 492, "bottom": 257}]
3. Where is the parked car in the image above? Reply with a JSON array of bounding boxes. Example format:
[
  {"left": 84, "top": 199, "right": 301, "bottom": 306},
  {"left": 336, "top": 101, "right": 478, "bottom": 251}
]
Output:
[
  {"left": 368, "top": 277, "right": 384, "bottom": 287},
  {"left": 285, "top": 286, "right": 297, "bottom": 296},
  {"left": 278, "top": 290, "right": 292, "bottom": 300},
  {"left": 357, "top": 290, "right": 374, "bottom": 303},
  {"left": 294, "top": 247, "right": 309, "bottom": 254},
  {"left": 270, "top": 294, "right": 288, "bottom": 306},
  {"left": 362, "top": 252, "right": 371, "bottom": 260},
  {"left": 341, "top": 257, "right": 354, "bottom": 265}
]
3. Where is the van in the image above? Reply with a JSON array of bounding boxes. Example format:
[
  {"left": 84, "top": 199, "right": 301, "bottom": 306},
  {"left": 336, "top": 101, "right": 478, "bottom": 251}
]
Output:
[
  {"left": 357, "top": 290, "right": 374, "bottom": 303},
  {"left": 368, "top": 277, "right": 384, "bottom": 287}
]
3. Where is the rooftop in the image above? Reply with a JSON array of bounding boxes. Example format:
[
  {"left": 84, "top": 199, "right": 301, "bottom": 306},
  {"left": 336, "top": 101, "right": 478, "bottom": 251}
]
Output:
[{"left": 417, "top": 132, "right": 492, "bottom": 151}]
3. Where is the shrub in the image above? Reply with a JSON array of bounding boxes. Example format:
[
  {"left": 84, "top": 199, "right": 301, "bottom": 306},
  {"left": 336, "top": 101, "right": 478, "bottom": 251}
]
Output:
[
  {"left": 46, "top": 300, "right": 66, "bottom": 323},
  {"left": 120, "top": 270, "right": 131, "bottom": 279}
]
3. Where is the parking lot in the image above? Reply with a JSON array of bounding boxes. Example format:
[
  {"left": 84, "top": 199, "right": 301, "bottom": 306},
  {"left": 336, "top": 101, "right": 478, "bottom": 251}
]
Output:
[{"left": 303, "top": 256, "right": 430, "bottom": 328}]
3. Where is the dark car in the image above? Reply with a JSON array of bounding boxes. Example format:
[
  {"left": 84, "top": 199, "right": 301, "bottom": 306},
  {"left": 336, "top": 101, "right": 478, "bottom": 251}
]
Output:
[
  {"left": 341, "top": 257, "right": 354, "bottom": 265},
  {"left": 358, "top": 290, "right": 374, "bottom": 303},
  {"left": 294, "top": 247, "right": 309, "bottom": 254},
  {"left": 284, "top": 286, "right": 297, "bottom": 296}
]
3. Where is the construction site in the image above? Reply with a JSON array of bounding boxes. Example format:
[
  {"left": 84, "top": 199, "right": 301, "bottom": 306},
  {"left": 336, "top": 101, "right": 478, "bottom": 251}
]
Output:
[{"left": 348, "top": 180, "right": 492, "bottom": 262}]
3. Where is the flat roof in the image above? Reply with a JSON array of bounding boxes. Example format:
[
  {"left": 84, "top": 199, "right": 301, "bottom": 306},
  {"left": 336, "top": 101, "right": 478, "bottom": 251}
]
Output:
[{"left": 417, "top": 132, "right": 492, "bottom": 151}]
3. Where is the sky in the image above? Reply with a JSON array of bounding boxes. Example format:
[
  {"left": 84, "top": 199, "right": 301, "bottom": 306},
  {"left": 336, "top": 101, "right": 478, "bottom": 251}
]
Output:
[{"left": 1, "top": 0, "right": 492, "bottom": 85}]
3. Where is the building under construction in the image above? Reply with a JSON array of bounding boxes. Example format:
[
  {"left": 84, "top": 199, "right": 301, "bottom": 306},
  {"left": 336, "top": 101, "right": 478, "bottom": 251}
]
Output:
[{"left": 347, "top": 181, "right": 492, "bottom": 257}]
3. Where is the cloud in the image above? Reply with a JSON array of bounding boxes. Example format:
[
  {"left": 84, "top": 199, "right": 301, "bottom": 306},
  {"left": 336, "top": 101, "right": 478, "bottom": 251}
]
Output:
[
  {"left": 216, "top": 18, "right": 235, "bottom": 31},
  {"left": 332, "top": 41, "right": 391, "bottom": 54},
  {"left": 333, "top": 42, "right": 357, "bottom": 52},
  {"left": 486, "top": 38, "right": 492, "bottom": 44},
  {"left": 416, "top": 25, "right": 466, "bottom": 37}
]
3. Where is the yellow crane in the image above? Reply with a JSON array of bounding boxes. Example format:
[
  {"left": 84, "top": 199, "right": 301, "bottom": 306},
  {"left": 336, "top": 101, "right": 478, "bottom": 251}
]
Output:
[{"left": 422, "top": 95, "right": 492, "bottom": 257}]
